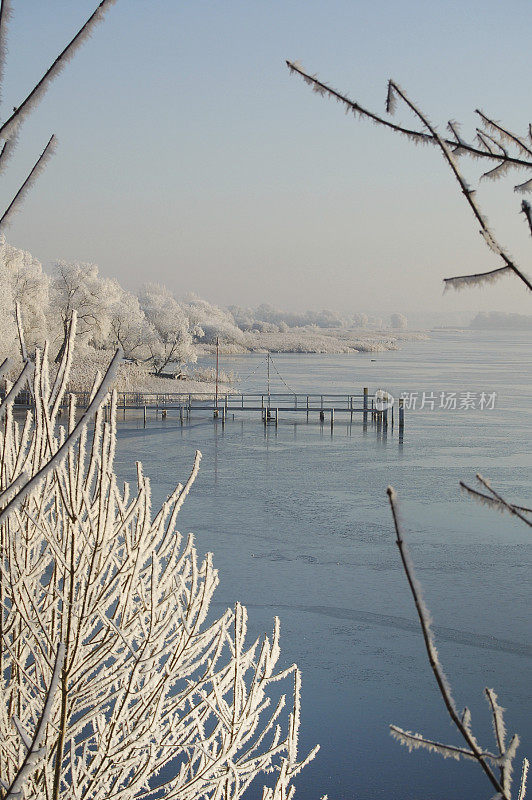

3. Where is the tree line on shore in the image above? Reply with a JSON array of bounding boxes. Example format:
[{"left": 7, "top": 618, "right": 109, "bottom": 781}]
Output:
[{"left": 0, "top": 237, "right": 408, "bottom": 374}]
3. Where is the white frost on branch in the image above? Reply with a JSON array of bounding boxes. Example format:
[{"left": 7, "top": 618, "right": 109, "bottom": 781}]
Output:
[
  {"left": 443, "top": 266, "right": 511, "bottom": 291},
  {"left": 0, "top": 324, "right": 317, "bottom": 799},
  {"left": 0, "top": 0, "right": 119, "bottom": 141}
]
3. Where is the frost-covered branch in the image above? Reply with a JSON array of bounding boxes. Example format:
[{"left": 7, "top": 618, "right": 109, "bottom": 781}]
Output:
[
  {"left": 0, "top": 0, "right": 118, "bottom": 141},
  {"left": 0, "top": 327, "right": 316, "bottom": 799},
  {"left": 286, "top": 62, "right": 532, "bottom": 293},
  {"left": 460, "top": 475, "right": 532, "bottom": 526},
  {"left": 285, "top": 61, "right": 532, "bottom": 179},
  {"left": 0, "top": 135, "right": 56, "bottom": 232},
  {"left": 387, "top": 486, "right": 524, "bottom": 800},
  {"left": 521, "top": 200, "right": 532, "bottom": 240},
  {"left": 4, "top": 644, "right": 65, "bottom": 800}
]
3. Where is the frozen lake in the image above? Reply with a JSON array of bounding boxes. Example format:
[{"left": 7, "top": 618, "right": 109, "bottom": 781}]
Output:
[{"left": 113, "top": 330, "right": 531, "bottom": 800}]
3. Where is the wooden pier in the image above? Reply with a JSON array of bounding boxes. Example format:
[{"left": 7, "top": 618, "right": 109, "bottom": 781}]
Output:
[{"left": 72, "top": 388, "right": 403, "bottom": 431}]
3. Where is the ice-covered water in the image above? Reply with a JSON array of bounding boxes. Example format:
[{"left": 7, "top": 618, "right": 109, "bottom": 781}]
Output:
[{"left": 114, "top": 329, "right": 531, "bottom": 800}]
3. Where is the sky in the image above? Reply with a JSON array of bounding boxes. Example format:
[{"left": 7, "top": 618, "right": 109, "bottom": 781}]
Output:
[{"left": 2, "top": 0, "right": 532, "bottom": 323}]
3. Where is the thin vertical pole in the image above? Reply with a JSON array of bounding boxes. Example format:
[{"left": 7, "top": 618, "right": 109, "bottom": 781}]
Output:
[
  {"left": 215, "top": 336, "right": 219, "bottom": 411},
  {"left": 267, "top": 351, "right": 270, "bottom": 409}
]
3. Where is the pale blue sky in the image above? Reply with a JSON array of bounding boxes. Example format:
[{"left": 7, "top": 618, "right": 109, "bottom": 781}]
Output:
[{"left": 3, "top": 0, "right": 532, "bottom": 320}]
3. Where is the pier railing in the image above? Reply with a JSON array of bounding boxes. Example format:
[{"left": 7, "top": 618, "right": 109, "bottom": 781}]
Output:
[
  {"left": 9, "top": 387, "right": 403, "bottom": 430},
  {"left": 74, "top": 390, "right": 370, "bottom": 413}
]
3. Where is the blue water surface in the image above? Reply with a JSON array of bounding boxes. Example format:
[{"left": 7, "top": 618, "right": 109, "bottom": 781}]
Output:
[{"left": 114, "top": 330, "right": 531, "bottom": 800}]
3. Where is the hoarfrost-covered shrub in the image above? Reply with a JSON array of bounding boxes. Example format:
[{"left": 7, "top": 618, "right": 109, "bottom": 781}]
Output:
[{"left": 0, "top": 319, "right": 317, "bottom": 799}]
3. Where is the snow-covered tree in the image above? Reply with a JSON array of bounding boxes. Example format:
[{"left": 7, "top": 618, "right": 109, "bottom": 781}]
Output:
[
  {"left": 0, "top": 259, "right": 17, "bottom": 359},
  {"left": 0, "top": 238, "right": 50, "bottom": 351},
  {"left": 183, "top": 294, "right": 246, "bottom": 346},
  {"left": 390, "top": 313, "right": 407, "bottom": 330},
  {"left": 138, "top": 283, "right": 197, "bottom": 374},
  {"left": 108, "top": 289, "right": 156, "bottom": 363},
  {"left": 51, "top": 261, "right": 122, "bottom": 357},
  {"left": 0, "top": 321, "right": 317, "bottom": 800}
]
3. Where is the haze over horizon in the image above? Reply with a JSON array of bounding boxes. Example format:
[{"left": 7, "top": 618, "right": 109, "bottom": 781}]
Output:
[{"left": 3, "top": 0, "right": 531, "bottom": 321}]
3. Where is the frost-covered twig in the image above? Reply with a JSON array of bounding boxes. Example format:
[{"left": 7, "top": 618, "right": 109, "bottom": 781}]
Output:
[
  {"left": 0, "top": 135, "right": 56, "bottom": 231},
  {"left": 521, "top": 200, "right": 532, "bottom": 240},
  {"left": 0, "top": 0, "right": 118, "bottom": 141},
  {"left": 519, "top": 758, "right": 529, "bottom": 800},
  {"left": 286, "top": 62, "right": 532, "bottom": 293},
  {"left": 460, "top": 477, "right": 532, "bottom": 526},
  {"left": 15, "top": 301, "right": 27, "bottom": 361},
  {"left": 387, "top": 486, "right": 519, "bottom": 800},
  {"left": 4, "top": 644, "right": 65, "bottom": 800},
  {"left": 382, "top": 82, "right": 532, "bottom": 293},
  {"left": 0, "top": 327, "right": 315, "bottom": 799},
  {"left": 0, "top": 0, "right": 12, "bottom": 104},
  {"left": 285, "top": 61, "right": 532, "bottom": 178}
]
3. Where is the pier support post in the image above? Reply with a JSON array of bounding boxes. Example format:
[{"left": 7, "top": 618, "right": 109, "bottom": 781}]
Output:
[
  {"left": 275, "top": 408, "right": 278, "bottom": 427},
  {"left": 363, "top": 387, "right": 368, "bottom": 423},
  {"left": 143, "top": 405, "right": 146, "bottom": 428},
  {"left": 399, "top": 398, "right": 404, "bottom": 431},
  {"left": 331, "top": 409, "right": 334, "bottom": 429}
]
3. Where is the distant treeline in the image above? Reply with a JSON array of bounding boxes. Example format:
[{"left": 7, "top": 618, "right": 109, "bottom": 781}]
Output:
[
  {"left": 0, "top": 238, "right": 408, "bottom": 371},
  {"left": 470, "top": 311, "right": 532, "bottom": 330}
]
